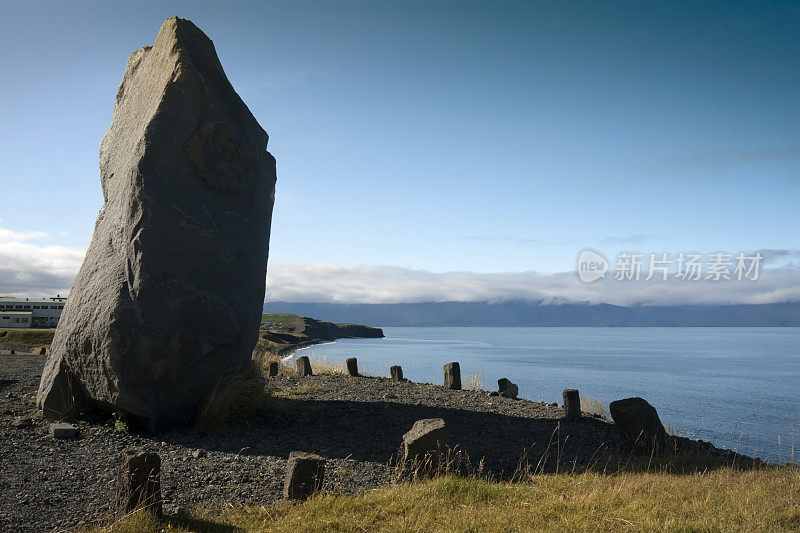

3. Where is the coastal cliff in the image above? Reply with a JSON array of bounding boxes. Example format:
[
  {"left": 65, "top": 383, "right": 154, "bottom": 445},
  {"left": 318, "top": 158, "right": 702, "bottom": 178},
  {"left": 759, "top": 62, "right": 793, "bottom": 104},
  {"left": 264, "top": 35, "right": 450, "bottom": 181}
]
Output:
[{"left": 254, "top": 313, "right": 384, "bottom": 357}]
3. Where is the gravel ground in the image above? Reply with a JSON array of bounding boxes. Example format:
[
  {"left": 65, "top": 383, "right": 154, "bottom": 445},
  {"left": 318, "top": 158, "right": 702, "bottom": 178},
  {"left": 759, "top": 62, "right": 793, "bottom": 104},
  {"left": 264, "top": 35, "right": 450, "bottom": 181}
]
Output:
[{"left": 0, "top": 353, "right": 750, "bottom": 532}]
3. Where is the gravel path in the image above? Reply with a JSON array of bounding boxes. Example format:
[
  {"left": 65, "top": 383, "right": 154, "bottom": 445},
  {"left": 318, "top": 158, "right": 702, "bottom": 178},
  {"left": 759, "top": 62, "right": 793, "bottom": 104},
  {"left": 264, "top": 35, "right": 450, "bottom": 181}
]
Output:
[{"left": 0, "top": 354, "right": 749, "bottom": 532}]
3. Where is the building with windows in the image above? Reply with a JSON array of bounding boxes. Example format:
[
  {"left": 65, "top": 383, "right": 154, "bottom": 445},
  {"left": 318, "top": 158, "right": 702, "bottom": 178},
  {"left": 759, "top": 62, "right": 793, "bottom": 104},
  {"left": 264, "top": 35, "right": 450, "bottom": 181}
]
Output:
[{"left": 0, "top": 296, "right": 67, "bottom": 328}]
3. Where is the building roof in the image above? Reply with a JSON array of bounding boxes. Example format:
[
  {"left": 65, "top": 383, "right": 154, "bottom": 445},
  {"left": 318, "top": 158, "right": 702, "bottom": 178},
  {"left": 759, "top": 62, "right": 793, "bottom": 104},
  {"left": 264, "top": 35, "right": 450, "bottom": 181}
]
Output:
[{"left": 0, "top": 298, "right": 65, "bottom": 304}]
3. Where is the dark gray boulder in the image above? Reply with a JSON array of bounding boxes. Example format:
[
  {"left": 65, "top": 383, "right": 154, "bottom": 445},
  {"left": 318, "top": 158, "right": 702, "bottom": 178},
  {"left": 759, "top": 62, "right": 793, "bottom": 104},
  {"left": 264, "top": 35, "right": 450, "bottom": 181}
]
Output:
[
  {"left": 402, "top": 418, "right": 446, "bottom": 461},
  {"left": 609, "top": 397, "right": 671, "bottom": 455},
  {"left": 497, "top": 378, "right": 518, "bottom": 399},
  {"left": 37, "top": 16, "right": 276, "bottom": 431}
]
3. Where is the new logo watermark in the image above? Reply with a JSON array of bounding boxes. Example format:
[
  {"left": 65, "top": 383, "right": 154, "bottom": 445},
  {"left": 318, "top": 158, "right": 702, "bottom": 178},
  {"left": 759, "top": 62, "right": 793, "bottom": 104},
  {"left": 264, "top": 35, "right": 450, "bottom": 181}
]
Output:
[
  {"left": 577, "top": 250, "right": 762, "bottom": 283},
  {"left": 577, "top": 250, "right": 608, "bottom": 283}
]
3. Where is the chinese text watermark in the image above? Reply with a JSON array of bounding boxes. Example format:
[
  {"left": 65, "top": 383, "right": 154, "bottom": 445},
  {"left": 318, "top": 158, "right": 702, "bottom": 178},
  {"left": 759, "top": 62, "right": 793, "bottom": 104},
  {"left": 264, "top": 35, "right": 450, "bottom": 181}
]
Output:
[{"left": 577, "top": 251, "right": 762, "bottom": 283}]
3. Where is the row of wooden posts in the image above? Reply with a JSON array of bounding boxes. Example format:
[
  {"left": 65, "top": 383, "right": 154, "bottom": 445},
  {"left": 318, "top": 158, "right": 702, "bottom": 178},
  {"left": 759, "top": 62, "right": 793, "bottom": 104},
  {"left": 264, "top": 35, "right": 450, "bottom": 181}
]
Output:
[{"left": 273, "top": 355, "right": 585, "bottom": 421}]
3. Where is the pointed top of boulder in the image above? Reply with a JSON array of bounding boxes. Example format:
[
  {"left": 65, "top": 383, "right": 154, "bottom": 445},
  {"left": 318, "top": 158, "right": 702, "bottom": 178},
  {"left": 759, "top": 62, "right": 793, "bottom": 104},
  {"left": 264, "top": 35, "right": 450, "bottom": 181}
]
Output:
[{"left": 152, "top": 15, "right": 225, "bottom": 74}]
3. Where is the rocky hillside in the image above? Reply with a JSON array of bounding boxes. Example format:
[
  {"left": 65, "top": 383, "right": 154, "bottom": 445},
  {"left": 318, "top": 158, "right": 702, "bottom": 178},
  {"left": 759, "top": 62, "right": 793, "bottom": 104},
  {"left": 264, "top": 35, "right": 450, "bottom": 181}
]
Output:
[{"left": 254, "top": 314, "right": 384, "bottom": 357}]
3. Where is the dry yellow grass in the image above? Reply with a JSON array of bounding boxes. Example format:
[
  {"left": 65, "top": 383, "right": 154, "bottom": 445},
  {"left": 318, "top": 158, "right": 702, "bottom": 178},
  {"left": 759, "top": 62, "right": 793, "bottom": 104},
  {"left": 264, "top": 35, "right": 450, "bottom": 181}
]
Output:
[
  {"left": 581, "top": 394, "right": 608, "bottom": 418},
  {"left": 466, "top": 372, "right": 485, "bottom": 391},
  {"left": 308, "top": 354, "right": 346, "bottom": 375},
  {"left": 94, "top": 465, "right": 800, "bottom": 532}
]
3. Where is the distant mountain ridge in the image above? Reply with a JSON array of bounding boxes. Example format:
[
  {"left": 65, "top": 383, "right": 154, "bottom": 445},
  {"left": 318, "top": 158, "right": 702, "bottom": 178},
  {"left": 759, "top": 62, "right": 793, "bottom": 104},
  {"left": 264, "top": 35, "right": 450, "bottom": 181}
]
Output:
[{"left": 262, "top": 301, "right": 800, "bottom": 327}]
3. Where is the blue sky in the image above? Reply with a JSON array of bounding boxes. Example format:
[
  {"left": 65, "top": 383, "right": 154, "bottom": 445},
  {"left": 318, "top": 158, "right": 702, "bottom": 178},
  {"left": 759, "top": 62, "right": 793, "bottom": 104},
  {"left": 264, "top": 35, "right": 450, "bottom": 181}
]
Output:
[{"left": 0, "top": 1, "right": 798, "bottom": 303}]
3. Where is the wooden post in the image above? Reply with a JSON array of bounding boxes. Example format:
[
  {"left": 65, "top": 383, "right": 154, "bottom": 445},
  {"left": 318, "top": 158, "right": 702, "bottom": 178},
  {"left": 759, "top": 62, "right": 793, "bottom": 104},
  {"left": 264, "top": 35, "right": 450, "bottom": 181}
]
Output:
[
  {"left": 563, "top": 389, "right": 581, "bottom": 420},
  {"left": 443, "top": 362, "right": 461, "bottom": 390},
  {"left": 346, "top": 357, "right": 358, "bottom": 376},
  {"left": 283, "top": 451, "right": 326, "bottom": 501},
  {"left": 118, "top": 450, "right": 162, "bottom": 517},
  {"left": 296, "top": 356, "right": 313, "bottom": 376},
  {"left": 390, "top": 365, "right": 403, "bottom": 382}
]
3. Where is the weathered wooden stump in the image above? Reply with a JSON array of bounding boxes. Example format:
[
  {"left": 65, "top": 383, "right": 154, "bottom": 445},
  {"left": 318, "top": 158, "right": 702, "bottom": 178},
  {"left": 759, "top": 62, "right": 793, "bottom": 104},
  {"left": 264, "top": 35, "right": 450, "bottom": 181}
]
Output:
[
  {"left": 563, "top": 389, "right": 581, "bottom": 420},
  {"left": 283, "top": 451, "right": 326, "bottom": 501},
  {"left": 296, "top": 356, "right": 313, "bottom": 377},
  {"left": 403, "top": 418, "right": 446, "bottom": 461},
  {"left": 390, "top": 365, "right": 404, "bottom": 382},
  {"left": 268, "top": 361, "right": 279, "bottom": 377},
  {"left": 118, "top": 450, "right": 162, "bottom": 517},
  {"left": 346, "top": 357, "right": 358, "bottom": 376},
  {"left": 609, "top": 397, "right": 670, "bottom": 455},
  {"left": 443, "top": 362, "right": 461, "bottom": 390}
]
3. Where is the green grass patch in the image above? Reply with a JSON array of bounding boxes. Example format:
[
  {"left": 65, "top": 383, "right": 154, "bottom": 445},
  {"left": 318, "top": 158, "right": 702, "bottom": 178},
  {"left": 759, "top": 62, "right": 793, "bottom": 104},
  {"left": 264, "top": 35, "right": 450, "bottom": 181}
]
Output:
[
  {"left": 93, "top": 466, "right": 800, "bottom": 532},
  {"left": 260, "top": 314, "right": 298, "bottom": 326},
  {"left": 0, "top": 328, "right": 55, "bottom": 346}
]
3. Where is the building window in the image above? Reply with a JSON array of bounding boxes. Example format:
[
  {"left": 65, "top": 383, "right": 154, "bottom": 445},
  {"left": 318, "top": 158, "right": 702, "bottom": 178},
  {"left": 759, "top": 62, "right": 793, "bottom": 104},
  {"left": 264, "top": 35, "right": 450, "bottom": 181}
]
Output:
[
  {"left": 13, "top": 318, "right": 19, "bottom": 323},
  {"left": 21, "top": 318, "right": 28, "bottom": 323},
  {"left": 59, "top": 306, "right": 64, "bottom": 309},
  {"left": 15, "top": 305, "right": 22, "bottom": 309},
  {"left": 2, "top": 316, "right": 8, "bottom": 320},
  {"left": 33, "top": 305, "right": 40, "bottom": 309}
]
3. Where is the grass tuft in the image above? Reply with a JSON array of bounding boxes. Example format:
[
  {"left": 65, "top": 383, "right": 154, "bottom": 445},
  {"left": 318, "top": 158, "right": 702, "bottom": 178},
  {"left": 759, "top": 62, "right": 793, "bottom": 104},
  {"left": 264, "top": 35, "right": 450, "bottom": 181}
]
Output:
[
  {"left": 195, "top": 362, "right": 270, "bottom": 429},
  {"left": 466, "top": 372, "right": 485, "bottom": 391},
  {"left": 581, "top": 394, "right": 608, "bottom": 418},
  {"left": 308, "top": 354, "right": 346, "bottom": 375}
]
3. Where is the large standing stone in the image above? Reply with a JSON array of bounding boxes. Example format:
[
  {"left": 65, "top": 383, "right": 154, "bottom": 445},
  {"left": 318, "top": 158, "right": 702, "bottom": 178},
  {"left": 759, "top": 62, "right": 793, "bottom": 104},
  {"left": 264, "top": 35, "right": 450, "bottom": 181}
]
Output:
[
  {"left": 37, "top": 17, "right": 276, "bottom": 431},
  {"left": 402, "top": 418, "right": 446, "bottom": 461},
  {"left": 345, "top": 357, "right": 358, "bottom": 376},
  {"left": 443, "top": 362, "right": 461, "bottom": 390},
  {"left": 118, "top": 450, "right": 162, "bottom": 517},
  {"left": 283, "top": 451, "right": 326, "bottom": 501},
  {"left": 609, "top": 397, "right": 670, "bottom": 455}
]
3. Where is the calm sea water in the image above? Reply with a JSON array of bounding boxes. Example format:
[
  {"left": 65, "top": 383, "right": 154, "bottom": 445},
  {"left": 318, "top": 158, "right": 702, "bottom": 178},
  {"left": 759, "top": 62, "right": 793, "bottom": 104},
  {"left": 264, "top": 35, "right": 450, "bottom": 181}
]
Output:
[{"left": 295, "top": 327, "right": 800, "bottom": 463}]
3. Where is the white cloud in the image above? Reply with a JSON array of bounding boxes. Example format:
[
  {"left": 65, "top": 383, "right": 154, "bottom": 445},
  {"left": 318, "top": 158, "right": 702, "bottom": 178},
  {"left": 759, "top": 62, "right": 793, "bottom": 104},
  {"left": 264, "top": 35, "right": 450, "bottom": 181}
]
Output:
[
  {"left": 0, "top": 228, "right": 85, "bottom": 297},
  {"left": 266, "top": 262, "right": 800, "bottom": 306},
  {"left": 1, "top": 226, "right": 799, "bottom": 306}
]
